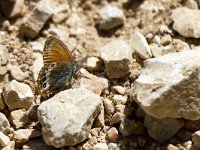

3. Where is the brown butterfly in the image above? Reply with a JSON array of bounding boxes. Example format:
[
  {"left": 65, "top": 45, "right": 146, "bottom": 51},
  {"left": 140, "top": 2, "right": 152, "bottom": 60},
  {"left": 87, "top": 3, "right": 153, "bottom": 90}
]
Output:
[{"left": 37, "top": 36, "right": 77, "bottom": 98}]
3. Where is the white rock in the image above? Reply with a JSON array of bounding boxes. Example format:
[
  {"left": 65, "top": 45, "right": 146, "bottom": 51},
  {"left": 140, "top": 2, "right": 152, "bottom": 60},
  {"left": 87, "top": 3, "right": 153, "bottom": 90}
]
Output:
[
  {"left": 112, "top": 95, "right": 127, "bottom": 105},
  {"left": 192, "top": 130, "right": 200, "bottom": 148},
  {"left": 144, "top": 115, "right": 184, "bottom": 142},
  {"left": 0, "top": 44, "right": 9, "bottom": 65},
  {"left": 8, "top": 65, "right": 28, "bottom": 81},
  {"left": 86, "top": 56, "right": 103, "bottom": 72},
  {"left": 19, "top": 0, "right": 56, "bottom": 38},
  {"left": 111, "top": 85, "right": 126, "bottom": 95},
  {"left": 31, "top": 53, "right": 43, "bottom": 82},
  {"left": 37, "top": 88, "right": 102, "bottom": 148},
  {"left": 79, "top": 68, "right": 108, "bottom": 95},
  {"left": 129, "top": 31, "right": 152, "bottom": 59},
  {"left": 10, "top": 109, "right": 29, "bottom": 129},
  {"left": 0, "top": 113, "right": 10, "bottom": 134},
  {"left": 31, "top": 41, "right": 43, "bottom": 53},
  {"left": 0, "top": 132, "right": 10, "bottom": 147},
  {"left": 130, "top": 50, "right": 200, "bottom": 120},
  {"left": 3, "top": 80, "right": 35, "bottom": 111},
  {"left": 93, "top": 143, "right": 108, "bottom": 150},
  {"left": 100, "top": 39, "right": 132, "bottom": 79},
  {"left": 99, "top": 5, "right": 125, "bottom": 30},
  {"left": 172, "top": 7, "right": 200, "bottom": 38}
]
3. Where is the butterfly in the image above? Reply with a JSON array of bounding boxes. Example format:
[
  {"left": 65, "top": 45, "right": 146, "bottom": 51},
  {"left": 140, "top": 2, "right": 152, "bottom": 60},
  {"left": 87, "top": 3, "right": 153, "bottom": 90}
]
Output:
[{"left": 37, "top": 36, "right": 77, "bottom": 98}]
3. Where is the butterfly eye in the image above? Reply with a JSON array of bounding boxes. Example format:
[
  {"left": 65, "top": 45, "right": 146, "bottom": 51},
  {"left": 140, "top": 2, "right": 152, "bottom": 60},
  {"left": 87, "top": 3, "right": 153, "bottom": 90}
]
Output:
[
  {"left": 43, "top": 83, "right": 46, "bottom": 88},
  {"left": 42, "top": 77, "right": 46, "bottom": 82}
]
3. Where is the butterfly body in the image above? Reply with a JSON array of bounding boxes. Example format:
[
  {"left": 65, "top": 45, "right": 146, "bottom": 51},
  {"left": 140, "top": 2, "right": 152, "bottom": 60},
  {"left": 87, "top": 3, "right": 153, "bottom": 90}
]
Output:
[{"left": 37, "top": 36, "right": 76, "bottom": 98}]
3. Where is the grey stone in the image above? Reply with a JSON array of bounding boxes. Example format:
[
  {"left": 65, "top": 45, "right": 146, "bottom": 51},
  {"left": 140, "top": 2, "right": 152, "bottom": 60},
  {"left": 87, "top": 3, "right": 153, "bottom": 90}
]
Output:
[{"left": 37, "top": 88, "right": 102, "bottom": 148}]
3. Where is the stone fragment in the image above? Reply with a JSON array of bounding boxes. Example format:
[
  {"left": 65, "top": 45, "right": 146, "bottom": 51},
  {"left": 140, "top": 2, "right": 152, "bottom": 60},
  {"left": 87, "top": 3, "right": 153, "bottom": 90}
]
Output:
[
  {"left": 144, "top": 115, "right": 184, "bottom": 142},
  {"left": 3, "top": 80, "right": 35, "bottom": 111},
  {"left": 106, "top": 127, "right": 118, "bottom": 142},
  {"left": 19, "top": 0, "right": 55, "bottom": 38},
  {"left": 111, "top": 85, "right": 126, "bottom": 95},
  {"left": 10, "top": 109, "right": 29, "bottom": 129},
  {"left": 12, "top": 129, "right": 41, "bottom": 146},
  {"left": 130, "top": 50, "right": 200, "bottom": 120},
  {"left": 93, "top": 143, "right": 108, "bottom": 150},
  {"left": 110, "top": 112, "right": 125, "bottom": 126},
  {"left": 31, "top": 53, "right": 43, "bottom": 82},
  {"left": 99, "top": 5, "right": 125, "bottom": 30},
  {"left": 8, "top": 65, "right": 28, "bottom": 81},
  {"left": 160, "top": 34, "right": 172, "bottom": 46},
  {"left": 0, "top": 113, "right": 10, "bottom": 134},
  {"left": 37, "top": 88, "right": 102, "bottom": 147},
  {"left": 166, "top": 144, "right": 179, "bottom": 150},
  {"left": 129, "top": 31, "right": 152, "bottom": 59},
  {"left": 192, "top": 130, "right": 200, "bottom": 148},
  {"left": 86, "top": 56, "right": 104, "bottom": 72},
  {"left": 114, "top": 105, "right": 134, "bottom": 117},
  {"left": 103, "top": 98, "right": 114, "bottom": 115},
  {"left": 172, "top": 7, "right": 200, "bottom": 38},
  {"left": 112, "top": 94, "right": 127, "bottom": 105},
  {"left": 119, "top": 118, "right": 144, "bottom": 137},
  {"left": 79, "top": 68, "right": 108, "bottom": 95},
  {"left": 100, "top": 39, "right": 132, "bottom": 79},
  {"left": 1, "top": 141, "right": 15, "bottom": 150},
  {"left": 0, "top": 132, "right": 10, "bottom": 147},
  {"left": 0, "top": 0, "right": 24, "bottom": 18},
  {"left": 94, "top": 103, "right": 105, "bottom": 128},
  {"left": 183, "top": 0, "right": 198, "bottom": 9},
  {"left": 31, "top": 42, "right": 43, "bottom": 53}
]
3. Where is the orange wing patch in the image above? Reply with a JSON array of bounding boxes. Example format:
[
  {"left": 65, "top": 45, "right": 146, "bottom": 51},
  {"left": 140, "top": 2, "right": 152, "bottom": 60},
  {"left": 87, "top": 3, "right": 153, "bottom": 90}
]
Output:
[{"left": 43, "top": 36, "right": 74, "bottom": 64}]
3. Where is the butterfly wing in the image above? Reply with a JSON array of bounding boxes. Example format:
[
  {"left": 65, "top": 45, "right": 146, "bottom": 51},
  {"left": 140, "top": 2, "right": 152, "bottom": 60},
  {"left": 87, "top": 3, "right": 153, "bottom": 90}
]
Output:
[
  {"left": 37, "top": 36, "right": 76, "bottom": 98},
  {"left": 43, "top": 36, "right": 74, "bottom": 64}
]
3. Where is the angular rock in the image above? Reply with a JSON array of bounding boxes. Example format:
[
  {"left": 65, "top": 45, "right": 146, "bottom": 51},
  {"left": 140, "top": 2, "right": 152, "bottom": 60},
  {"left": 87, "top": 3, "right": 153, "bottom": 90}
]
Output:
[
  {"left": 3, "top": 80, "right": 35, "bottom": 111},
  {"left": 111, "top": 85, "right": 126, "bottom": 95},
  {"left": 99, "top": 5, "right": 125, "bottom": 30},
  {"left": 19, "top": 0, "right": 55, "bottom": 38},
  {"left": 37, "top": 88, "right": 102, "bottom": 148},
  {"left": 183, "top": 0, "right": 198, "bottom": 9},
  {"left": 0, "top": 132, "right": 10, "bottom": 147},
  {"left": 0, "top": 0, "right": 24, "bottom": 18},
  {"left": 172, "top": 7, "right": 200, "bottom": 38},
  {"left": 27, "top": 104, "right": 39, "bottom": 121},
  {"left": 100, "top": 39, "right": 132, "bottom": 79},
  {"left": 0, "top": 113, "right": 10, "bottom": 134},
  {"left": 112, "top": 94, "right": 127, "bottom": 105},
  {"left": 106, "top": 127, "right": 118, "bottom": 142},
  {"left": 10, "top": 109, "right": 29, "bottom": 129},
  {"left": 103, "top": 98, "right": 114, "bottom": 115},
  {"left": 192, "top": 130, "right": 200, "bottom": 149},
  {"left": 130, "top": 50, "right": 200, "bottom": 120},
  {"left": 79, "top": 68, "right": 108, "bottom": 95},
  {"left": 12, "top": 129, "right": 41, "bottom": 146},
  {"left": 129, "top": 31, "right": 152, "bottom": 59},
  {"left": 86, "top": 56, "right": 104, "bottom": 72},
  {"left": 144, "top": 115, "right": 184, "bottom": 142},
  {"left": 8, "top": 65, "right": 28, "bottom": 81},
  {"left": 110, "top": 112, "right": 125, "bottom": 126}
]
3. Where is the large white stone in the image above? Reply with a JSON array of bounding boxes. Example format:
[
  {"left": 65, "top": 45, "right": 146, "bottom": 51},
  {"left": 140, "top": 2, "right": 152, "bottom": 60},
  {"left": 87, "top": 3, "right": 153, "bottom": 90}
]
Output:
[
  {"left": 3, "top": 80, "right": 35, "bottom": 111},
  {"left": 129, "top": 31, "right": 152, "bottom": 59},
  {"left": 172, "top": 7, "right": 200, "bottom": 38},
  {"left": 130, "top": 50, "right": 200, "bottom": 120},
  {"left": 37, "top": 88, "right": 102, "bottom": 148}
]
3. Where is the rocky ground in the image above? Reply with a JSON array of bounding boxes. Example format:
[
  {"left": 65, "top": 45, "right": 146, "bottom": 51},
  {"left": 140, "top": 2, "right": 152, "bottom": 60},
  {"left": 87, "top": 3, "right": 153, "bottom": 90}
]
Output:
[{"left": 1, "top": 0, "right": 200, "bottom": 149}]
